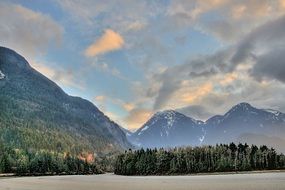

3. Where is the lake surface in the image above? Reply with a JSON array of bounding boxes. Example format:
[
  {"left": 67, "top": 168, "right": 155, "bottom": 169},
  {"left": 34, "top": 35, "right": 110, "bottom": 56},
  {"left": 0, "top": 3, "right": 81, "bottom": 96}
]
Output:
[{"left": 0, "top": 172, "right": 285, "bottom": 190}]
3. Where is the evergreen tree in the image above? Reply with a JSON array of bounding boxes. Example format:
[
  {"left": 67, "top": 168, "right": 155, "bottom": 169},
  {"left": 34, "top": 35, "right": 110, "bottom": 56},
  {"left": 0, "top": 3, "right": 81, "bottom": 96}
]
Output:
[{"left": 114, "top": 143, "right": 285, "bottom": 175}]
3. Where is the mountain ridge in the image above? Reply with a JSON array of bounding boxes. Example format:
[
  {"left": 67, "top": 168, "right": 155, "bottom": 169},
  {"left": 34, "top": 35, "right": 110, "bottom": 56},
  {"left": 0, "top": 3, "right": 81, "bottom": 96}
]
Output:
[
  {"left": 0, "top": 46, "right": 132, "bottom": 155},
  {"left": 128, "top": 102, "right": 285, "bottom": 152},
  {"left": 128, "top": 109, "right": 205, "bottom": 148}
]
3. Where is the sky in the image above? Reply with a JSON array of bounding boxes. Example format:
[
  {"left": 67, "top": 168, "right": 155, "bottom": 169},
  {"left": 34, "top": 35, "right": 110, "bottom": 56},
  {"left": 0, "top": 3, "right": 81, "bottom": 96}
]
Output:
[{"left": 1, "top": 0, "right": 285, "bottom": 130}]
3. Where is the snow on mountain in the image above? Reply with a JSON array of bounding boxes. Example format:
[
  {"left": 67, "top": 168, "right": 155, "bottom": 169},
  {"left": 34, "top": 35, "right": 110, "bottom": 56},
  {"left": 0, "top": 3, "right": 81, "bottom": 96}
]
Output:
[
  {"left": 128, "top": 110, "right": 204, "bottom": 148},
  {"left": 135, "top": 110, "right": 178, "bottom": 137},
  {"left": 263, "top": 109, "right": 283, "bottom": 117},
  {"left": 138, "top": 125, "right": 149, "bottom": 135},
  {"left": 0, "top": 70, "right": 5, "bottom": 79},
  {"left": 119, "top": 126, "right": 133, "bottom": 137},
  {"left": 128, "top": 103, "right": 285, "bottom": 152},
  {"left": 203, "top": 103, "right": 285, "bottom": 151}
]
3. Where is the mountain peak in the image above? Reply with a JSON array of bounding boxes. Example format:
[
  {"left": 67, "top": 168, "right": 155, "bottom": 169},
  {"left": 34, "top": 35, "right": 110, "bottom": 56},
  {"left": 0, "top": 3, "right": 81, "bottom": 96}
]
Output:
[
  {"left": 129, "top": 102, "right": 285, "bottom": 151},
  {"left": 225, "top": 102, "right": 254, "bottom": 115},
  {"left": 154, "top": 109, "right": 178, "bottom": 117},
  {"left": 0, "top": 46, "right": 31, "bottom": 70},
  {"left": 156, "top": 109, "right": 176, "bottom": 114},
  {"left": 235, "top": 102, "right": 252, "bottom": 108},
  {"left": 155, "top": 109, "right": 194, "bottom": 119},
  {"left": 129, "top": 109, "right": 205, "bottom": 148},
  {"left": 0, "top": 47, "right": 132, "bottom": 153},
  {"left": 152, "top": 110, "right": 198, "bottom": 126}
]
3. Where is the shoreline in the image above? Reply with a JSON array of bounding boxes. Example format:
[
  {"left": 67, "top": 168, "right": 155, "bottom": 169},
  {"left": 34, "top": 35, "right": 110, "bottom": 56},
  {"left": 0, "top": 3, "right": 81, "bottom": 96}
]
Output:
[
  {"left": 1, "top": 171, "right": 284, "bottom": 190},
  {"left": 1, "top": 169, "right": 285, "bottom": 179},
  {"left": 114, "top": 169, "right": 285, "bottom": 177},
  {"left": 160, "top": 169, "right": 285, "bottom": 177}
]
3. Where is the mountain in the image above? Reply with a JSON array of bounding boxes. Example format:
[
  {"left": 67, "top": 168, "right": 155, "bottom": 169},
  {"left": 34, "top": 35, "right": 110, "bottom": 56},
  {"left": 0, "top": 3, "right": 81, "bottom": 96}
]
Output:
[
  {"left": 0, "top": 47, "right": 131, "bottom": 155},
  {"left": 129, "top": 103, "right": 285, "bottom": 152},
  {"left": 204, "top": 102, "right": 285, "bottom": 145},
  {"left": 128, "top": 110, "right": 205, "bottom": 148},
  {"left": 119, "top": 126, "right": 133, "bottom": 137}
]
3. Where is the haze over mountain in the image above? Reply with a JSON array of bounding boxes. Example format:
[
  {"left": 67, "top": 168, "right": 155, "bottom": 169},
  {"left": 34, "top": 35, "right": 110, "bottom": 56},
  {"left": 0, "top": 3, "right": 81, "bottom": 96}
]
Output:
[
  {"left": 129, "top": 103, "right": 285, "bottom": 152},
  {"left": 0, "top": 47, "right": 131, "bottom": 155}
]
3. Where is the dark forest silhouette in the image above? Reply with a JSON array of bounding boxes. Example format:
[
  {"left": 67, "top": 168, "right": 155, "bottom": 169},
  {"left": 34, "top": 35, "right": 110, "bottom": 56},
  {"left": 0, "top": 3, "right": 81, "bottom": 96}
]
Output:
[{"left": 115, "top": 143, "right": 285, "bottom": 175}]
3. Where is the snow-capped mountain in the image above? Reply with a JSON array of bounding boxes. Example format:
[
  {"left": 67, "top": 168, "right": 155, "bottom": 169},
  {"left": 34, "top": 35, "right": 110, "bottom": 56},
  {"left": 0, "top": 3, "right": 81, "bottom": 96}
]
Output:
[
  {"left": 204, "top": 102, "right": 285, "bottom": 146},
  {"left": 128, "top": 110, "right": 205, "bottom": 148},
  {"left": 129, "top": 103, "right": 285, "bottom": 152}
]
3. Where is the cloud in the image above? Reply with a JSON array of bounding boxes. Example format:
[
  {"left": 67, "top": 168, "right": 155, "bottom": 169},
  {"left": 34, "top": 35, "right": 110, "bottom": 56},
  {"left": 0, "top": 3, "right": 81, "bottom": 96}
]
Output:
[
  {"left": 93, "top": 95, "right": 136, "bottom": 113},
  {"left": 251, "top": 48, "right": 285, "bottom": 83},
  {"left": 0, "top": 2, "right": 63, "bottom": 58},
  {"left": 174, "top": 75, "right": 285, "bottom": 121},
  {"left": 30, "top": 61, "right": 56, "bottom": 78},
  {"left": 153, "top": 76, "right": 182, "bottom": 110},
  {"left": 53, "top": 0, "right": 285, "bottom": 129},
  {"left": 154, "top": 16, "right": 285, "bottom": 109},
  {"left": 144, "top": 15, "right": 285, "bottom": 125},
  {"left": 230, "top": 15, "right": 285, "bottom": 69},
  {"left": 58, "top": 0, "right": 171, "bottom": 72},
  {"left": 92, "top": 95, "right": 107, "bottom": 113},
  {"left": 122, "top": 103, "right": 135, "bottom": 112},
  {"left": 150, "top": 48, "right": 234, "bottom": 110},
  {"left": 91, "top": 93, "right": 152, "bottom": 129},
  {"left": 57, "top": 0, "right": 160, "bottom": 33},
  {"left": 176, "top": 105, "right": 214, "bottom": 121},
  {"left": 219, "top": 73, "right": 238, "bottom": 86},
  {"left": 230, "top": 0, "right": 272, "bottom": 19},
  {"left": 30, "top": 60, "right": 83, "bottom": 89},
  {"left": 167, "top": 0, "right": 228, "bottom": 23},
  {"left": 196, "top": 0, "right": 285, "bottom": 42},
  {"left": 85, "top": 29, "right": 124, "bottom": 57},
  {"left": 124, "top": 108, "right": 153, "bottom": 129},
  {"left": 90, "top": 59, "right": 126, "bottom": 79},
  {"left": 125, "top": 32, "right": 171, "bottom": 71},
  {"left": 201, "top": 20, "right": 240, "bottom": 42},
  {"left": 0, "top": 2, "right": 72, "bottom": 89},
  {"left": 154, "top": 80, "right": 215, "bottom": 112},
  {"left": 127, "top": 21, "right": 147, "bottom": 31},
  {"left": 179, "top": 82, "right": 213, "bottom": 104},
  {"left": 94, "top": 95, "right": 106, "bottom": 102},
  {"left": 104, "top": 111, "right": 125, "bottom": 127},
  {"left": 281, "top": 0, "right": 285, "bottom": 9}
]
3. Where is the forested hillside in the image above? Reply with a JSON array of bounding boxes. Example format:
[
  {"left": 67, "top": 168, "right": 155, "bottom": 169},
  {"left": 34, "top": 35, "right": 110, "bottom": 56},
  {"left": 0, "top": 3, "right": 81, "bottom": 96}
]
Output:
[
  {"left": 0, "top": 47, "right": 131, "bottom": 156},
  {"left": 0, "top": 141, "right": 102, "bottom": 175},
  {"left": 114, "top": 143, "right": 285, "bottom": 175}
]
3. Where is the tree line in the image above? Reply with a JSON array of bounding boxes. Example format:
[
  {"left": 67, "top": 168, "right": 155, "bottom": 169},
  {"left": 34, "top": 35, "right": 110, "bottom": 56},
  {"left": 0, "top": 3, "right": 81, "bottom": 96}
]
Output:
[
  {"left": 114, "top": 143, "right": 285, "bottom": 175},
  {"left": 0, "top": 95, "right": 110, "bottom": 155},
  {"left": 0, "top": 142, "right": 102, "bottom": 175}
]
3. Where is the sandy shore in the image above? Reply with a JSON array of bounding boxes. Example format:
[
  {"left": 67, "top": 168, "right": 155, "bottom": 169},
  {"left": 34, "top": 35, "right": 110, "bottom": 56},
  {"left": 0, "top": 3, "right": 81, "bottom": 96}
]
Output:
[{"left": 0, "top": 172, "right": 285, "bottom": 190}]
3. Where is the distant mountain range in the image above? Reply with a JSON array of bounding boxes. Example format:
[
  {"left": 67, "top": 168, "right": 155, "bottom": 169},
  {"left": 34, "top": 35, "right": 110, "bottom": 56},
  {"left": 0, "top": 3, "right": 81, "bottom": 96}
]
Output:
[
  {"left": 128, "top": 103, "right": 285, "bottom": 152},
  {"left": 0, "top": 47, "right": 132, "bottom": 155},
  {"left": 1, "top": 46, "right": 285, "bottom": 155}
]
